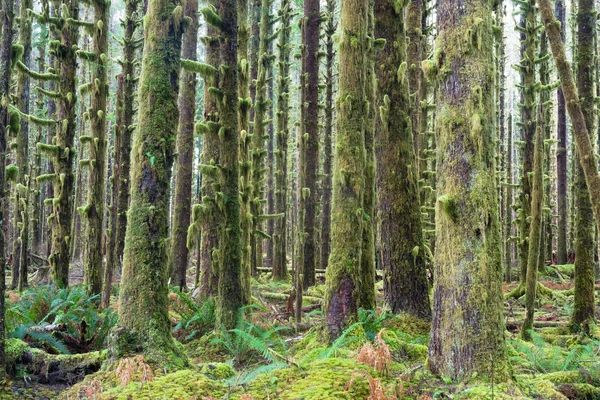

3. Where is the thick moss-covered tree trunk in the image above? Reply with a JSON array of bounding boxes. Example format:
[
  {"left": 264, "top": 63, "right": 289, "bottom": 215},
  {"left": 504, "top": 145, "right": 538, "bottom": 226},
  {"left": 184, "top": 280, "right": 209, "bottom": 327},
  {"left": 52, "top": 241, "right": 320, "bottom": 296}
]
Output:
[
  {"left": 522, "top": 105, "right": 545, "bottom": 341},
  {"left": 112, "top": 0, "right": 185, "bottom": 365},
  {"left": 215, "top": 0, "right": 244, "bottom": 330},
  {"left": 374, "top": 0, "right": 430, "bottom": 319},
  {"left": 48, "top": 0, "right": 79, "bottom": 288},
  {"left": 319, "top": 0, "right": 335, "bottom": 273},
  {"left": 324, "top": 0, "right": 367, "bottom": 339},
  {"left": 15, "top": 0, "right": 33, "bottom": 292},
  {"left": 170, "top": 0, "right": 199, "bottom": 290},
  {"left": 427, "top": 0, "right": 508, "bottom": 381},
  {"left": 273, "top": 0, "right": 292, "bottom": 281},
  {"left": 555, "top": 0, "right": 568, "bottom": 265},
  {"left": 297, "top": 0, "right": 320, "bottom": 289},
  {"left": 0, "top": 0, "right": 15, "bottom": 375},
  {"left": 80, "top": 0, "right": 109, "bottom": 296},
  {"left": 570, "top": 0, "right": 596, "bottom": 333}
]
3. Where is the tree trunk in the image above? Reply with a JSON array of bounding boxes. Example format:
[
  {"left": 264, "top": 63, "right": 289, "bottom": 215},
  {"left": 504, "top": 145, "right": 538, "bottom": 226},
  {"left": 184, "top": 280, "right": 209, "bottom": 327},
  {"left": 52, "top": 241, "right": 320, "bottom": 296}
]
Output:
[
  {"left": 81, "top": 0, "right": 109, "bottom": 296},
  {"left": 170, "top": 0, "right": 199, "bottom": 290},
  {"left": 273, "top": 0, "right": 292, "bottom": 281},
  {"left": 522, "top": 105, "right": 545, "bottom": 340},
  {"left": 324, "top": 0, "right": 367, "bottom": 339},
  {"left": 215, "top": 0, "right": 244, "bottom": 330},
  {"left": 374, "top": 0, "right": 430, "bottom": 320},
  {"left": 112, "top": 0, "right": 185, "bottom": 365},
  {"left": 570, "top": 0, "right": 596, "bottom": 333},
  {"left": 428, "top": 0, "right": 508, "bottom": 381},
  {"left": 555, "top": 0, "right": 568, "bottom": 265},
  {"left": 0, "top": 0, "right": 15, "bottom": 376}
]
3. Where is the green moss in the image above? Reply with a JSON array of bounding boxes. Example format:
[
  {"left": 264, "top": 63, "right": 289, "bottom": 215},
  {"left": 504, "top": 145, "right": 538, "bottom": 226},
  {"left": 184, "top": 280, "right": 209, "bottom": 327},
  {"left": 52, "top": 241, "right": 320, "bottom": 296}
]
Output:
[
  {"left": 381, "top": 313, "right": 431, "bottom": 336},
  {"left": 198, "top": 362, "right": 235, "bottom": 379}
]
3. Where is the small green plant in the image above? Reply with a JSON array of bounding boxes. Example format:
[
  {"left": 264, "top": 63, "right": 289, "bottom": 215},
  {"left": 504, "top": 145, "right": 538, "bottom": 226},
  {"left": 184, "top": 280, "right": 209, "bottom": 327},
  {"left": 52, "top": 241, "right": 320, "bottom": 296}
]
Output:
[{"left": 169, "top": 290, "right": 216, "bottom": 342}]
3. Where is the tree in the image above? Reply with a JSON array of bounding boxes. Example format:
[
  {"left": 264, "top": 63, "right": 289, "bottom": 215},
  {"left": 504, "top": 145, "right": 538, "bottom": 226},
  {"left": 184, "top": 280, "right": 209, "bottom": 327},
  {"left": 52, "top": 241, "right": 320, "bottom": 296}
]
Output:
[
  {"left": 427, "top": 0, "right": 508, "bottom": 381},
  {"left": 103, "top": 0, "right": 142, "bottom": 307},
  {"left": 112, "top": 0, "right": 185, "bottom": 365},
  {"left": 213, "top": 0, "right": 244, "bottom": 330},
  {"left": 272, "top": 0, "right": 293, "bottom": 281},
  {"left": 13, "top": 0, "right": 33, "bottom": 292},
  {"left": 296, "top": 0, "right": 320, "bottom": 289},
  {"left": 324, "top": 0, "right": 368, "bottom": 338},
  {"left": 570, "top": 0, "right": 596, "bottom": 333},
  {"left": 78, "top": 0, "right": 110, "bottom": 296},
  {"left": 555, "top": 0, "right": 568, "bottom": 265},
  {"left": 0, "top": 0, "right": 16, "bottom": 376},
  {"left": 374, "top": 0, "right": 430, "bottom": 319},
  {"left": 522, "top": 104, "right": 544, "bottom": 340},
  {"left": 319, "top": 0, "right": 335, "bottom": 273},
  {"left": 170, "top": 0, "right": 200, "bottom": 290}
]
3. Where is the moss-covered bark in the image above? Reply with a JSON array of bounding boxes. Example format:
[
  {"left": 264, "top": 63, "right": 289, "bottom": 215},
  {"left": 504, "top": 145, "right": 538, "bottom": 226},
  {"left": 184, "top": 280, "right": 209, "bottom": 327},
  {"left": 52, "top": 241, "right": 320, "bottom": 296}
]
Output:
[
  {"left": 170, "top": 0, "right": 199, "bottom": 290},
  {"left": 215, "top": 0, "right": 244, "bottom": 330},
  {"left": 323, "top": 0, "right": 367, "bottom": 339},
  {"left": 31, "top": 46, "right": 45, "bottom": 257},
  {"left": 272, "top": 0, "right": 292, "bottom": 281},
  {"left": 406, "top": 0, "right": 422, "bottom": 160},
  {"left": 0, "top": 0, "right": 16, "bottom": 376},
  {"left": 374, "top": 0, "right": 430, "bottom": 320},
  {"left": 197, "top": 0, "right": 221, "bottom": 298},
  {"left": 15, "top": 0, "right": 33, "bottom": 292},
  {"left": 522, "top": 105, "right": 545, "bottom": 341},
  {"left": 517, "top": 0, "right": 537, "bottom": 286},
  {"left": 358, "top": 0, "right": 375, "bottom": 312},
  {"left": 570, "top": 0, "right": 596, "bottom": 333},
  {"left": 505, "top": 113, "right": 514, "bottom": 282},
  {"left": 47, "top": 0, "right": 79, "bottom": 288},
  {"left": 79, "top": 0, "right": 109, "bottom": 296},
  {"left": 296, "top": 0, "right": 320, "bottom": 290},
  {"left": 427, "top": 0, "right": 508, "bottom": 381},
  {"left": 114, "top": 0, "right": 141, "bottom": 279},
  {"left": 555, "top": 0, "right": 568, "bottom": 266},
  {"left": 319, "top": 0, "right": 335, "bottom": 273},
  {"left": 112, "top": 0, "right": 186, "bottom": 365}
]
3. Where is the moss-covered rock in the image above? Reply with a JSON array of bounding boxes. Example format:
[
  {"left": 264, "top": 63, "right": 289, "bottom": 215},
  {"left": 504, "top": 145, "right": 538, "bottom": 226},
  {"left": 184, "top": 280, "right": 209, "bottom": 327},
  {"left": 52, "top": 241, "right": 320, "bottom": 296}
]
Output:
[{"left": 199, "top": 362, "right": 236, "bottom": 379}]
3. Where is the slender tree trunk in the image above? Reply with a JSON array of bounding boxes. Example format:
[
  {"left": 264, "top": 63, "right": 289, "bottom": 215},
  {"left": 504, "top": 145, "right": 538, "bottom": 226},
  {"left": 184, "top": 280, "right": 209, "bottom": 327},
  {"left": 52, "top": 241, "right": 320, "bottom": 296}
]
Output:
[
  {"left": 198, "top": 0, "right": 221, "bottom": 298},
  {"left": 32, "top": 46, "right": 45, "bottom": 256},
  {"left": 112, "top": 0, "right": 185, "bottom": 364},
  {"left": 374, "top": 0, "right": 430, "bottom": 319},
  {"left": 215, "top": 0, "right": 244, "bottom": 330},
  {"left": 505, "top": 113, "right": 514, "bottom": 282},
  {"left": 47, "top": 0, "right": 79, "bottom": 288},
  {"left": 428, "top": 0, "right": 508, "bottom": 381},
  {"left": 406, "top": 0, "right": 422, "bottom": 160},
  {"left": 324, "top": 0, "right": 367, "bottom": 339},
  {"left": 81, "top": 0, "right": 109, "bottom": 296},
  {"left": 273, "top": 0, "right": 292, "bottom": 281},
  {"left": 518, "top": 1, "right": 536, "bottom": 286},
  {"left": 170, "top": 0, "right": 199, "bottom": 290},
  {"left": 522, "top": 105, "right": 545, "bottom": 340},
  {"left": 15, "top": 0, "right": 32, "bottom": 291},
  {"left": 0, "top": 0, "right": 15, "bottom": 376},
  {"left": 570, "top": 0, "right": 596, "bottom": 333}
]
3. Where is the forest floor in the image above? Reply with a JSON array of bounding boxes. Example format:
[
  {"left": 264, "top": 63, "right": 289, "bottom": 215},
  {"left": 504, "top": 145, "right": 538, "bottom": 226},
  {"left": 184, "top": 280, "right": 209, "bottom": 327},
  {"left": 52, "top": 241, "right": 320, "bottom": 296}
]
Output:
[{"left": 2, "top": 263, "right": 599, "bottom": 400}]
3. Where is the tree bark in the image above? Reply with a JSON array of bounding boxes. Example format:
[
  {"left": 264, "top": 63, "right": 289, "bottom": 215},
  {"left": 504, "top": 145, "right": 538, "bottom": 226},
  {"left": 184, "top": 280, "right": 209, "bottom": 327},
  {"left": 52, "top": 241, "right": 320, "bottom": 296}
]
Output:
[
  {"left": 112, "top": 0, "right": 185, "bottom": 364},
  {"left": 428, "top": 0, "right": 508, "bottom": 381},
  {"left": 170, "top": 0, "right": 199, "bottom": 290}
]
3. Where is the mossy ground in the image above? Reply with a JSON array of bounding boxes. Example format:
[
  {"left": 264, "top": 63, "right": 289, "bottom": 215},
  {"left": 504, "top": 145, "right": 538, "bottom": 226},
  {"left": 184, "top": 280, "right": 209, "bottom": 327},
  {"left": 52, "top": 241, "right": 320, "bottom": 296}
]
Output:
[{"left": 3, "top": 267, "right": 600, "bottom": 399}]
